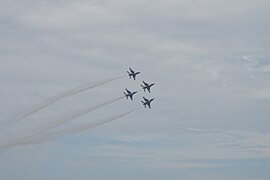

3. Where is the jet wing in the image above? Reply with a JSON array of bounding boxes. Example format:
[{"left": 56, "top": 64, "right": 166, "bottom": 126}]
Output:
[
  {"left": 143, "top": 81, "right": 148, "bottom": 86},
  {"left": 126, "top": 88, "right": 131, "bottom": 93},
  {"left": 129, "top": 68, "right": 134, "bottom": 73}
]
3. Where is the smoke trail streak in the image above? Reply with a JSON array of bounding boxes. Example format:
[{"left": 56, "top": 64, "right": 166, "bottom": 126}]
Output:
[
  {"left": 0, "top": 108, "right": 138, "bottom": 148},
  {"left": 31, "top": 96, "right": 125, "bottom": 136},
  {"left": 0, "top": 96, "right": 124, "bottom": 147},
  {"left": 0, "top": 76, "right": 124, "bottom": 128},
  {"left": 45, "top": 108, "right": 138, "bottom": 138}
]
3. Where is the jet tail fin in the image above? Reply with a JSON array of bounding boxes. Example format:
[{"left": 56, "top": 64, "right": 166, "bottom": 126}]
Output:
[
  {"left": 127, "top": 71, "right": 131, "bottom": 78},
  {"left": 141, "top": 85, "right": 146, "bottom": 91},
  {"left": 141, "top": 101, "right": 146, "bottom": 108},
  {"left": 123, "top": 92, "right": 128, "bottom": 99}
]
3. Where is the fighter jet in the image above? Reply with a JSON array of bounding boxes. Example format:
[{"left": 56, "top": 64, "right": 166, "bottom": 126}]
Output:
[
  {"left": 127, "top": 68, "right": 140, "bottom": 80},
  {"left": 141, "top": 97, "right": 154, "bottom": 109},
  {"left": 141, "top": 81, "right": 155, "bottom": 93},
  {"left": 123, "top": 88, "right": 137, "bottom": 101}
]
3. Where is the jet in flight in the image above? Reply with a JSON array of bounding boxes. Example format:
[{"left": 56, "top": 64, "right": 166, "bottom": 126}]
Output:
[
  {"left": 141, "top": 81, "right": 155, "bottom": 93},
  {"left": 141, "top": 97, "right": 154, "bottom": 109},
  {"left": 123, "top": 88, "right": 137, "bottom": 101},
  {"left": 127, "top": 68, "right": 140, "bottom": 80}
]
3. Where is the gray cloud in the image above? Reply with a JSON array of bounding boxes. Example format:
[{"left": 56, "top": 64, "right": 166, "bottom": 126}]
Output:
[{"left": 1, "top": 0, "right": 270, "bottom": 179}]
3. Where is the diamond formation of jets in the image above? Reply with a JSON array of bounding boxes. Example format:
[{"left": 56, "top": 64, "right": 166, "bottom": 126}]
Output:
[{"left": 124, "top": 68, "right": 155, "bottom": 109}]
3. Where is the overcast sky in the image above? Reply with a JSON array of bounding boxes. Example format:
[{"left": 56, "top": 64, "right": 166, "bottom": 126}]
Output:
[{"left": 0, "top": 0, "right": 270, "bottom": 179}]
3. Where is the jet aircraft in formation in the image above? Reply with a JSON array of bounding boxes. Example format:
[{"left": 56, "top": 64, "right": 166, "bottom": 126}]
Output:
[
  {"left": 123, "top": 88, "right": 137, "bottom": 101},
  {"left": 141, "top": 81, "right": 155, "bottom": 93},
  {"left": 127, "top": 68, "right": 141, "bottom": 80},
  {"left": 124, "top": 68, "right": 155, "bottom": 109},
  {"left": 141, "top": 97, "right": 154, "bottom": 109}
]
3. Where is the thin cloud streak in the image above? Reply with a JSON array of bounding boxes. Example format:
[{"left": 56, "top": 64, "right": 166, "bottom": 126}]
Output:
[{"left": 184, "top": 127, "right": 243, "bottom": 137}]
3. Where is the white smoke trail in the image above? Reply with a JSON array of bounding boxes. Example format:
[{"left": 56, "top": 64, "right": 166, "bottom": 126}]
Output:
[
  {"left": 1, "top": 108, "right": 138, "bottom": 148},
  {"left": 46, "top": 108, "right": 138, "bottom": 138},
  {"left": 29, "top": 96, "right": 125, "bottom": 137},
  {"left": 0, "top": 96, "right": 125, "bottom": 148},
  {"left": 0, "top": 76, "right": 124, "bottom": 128}
]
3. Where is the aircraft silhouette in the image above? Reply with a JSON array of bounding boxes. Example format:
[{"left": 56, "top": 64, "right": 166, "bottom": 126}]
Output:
[
  {"left": 141, "top": 81, "right": 155, "bottom": 93},
  {"left": 127, "top": 68, "right": 140, "bottom": 80},
  {"left": 123, "top": 88, "right": 137, "bottom": 101},
  {"left": 141, "top": 97, "right": 154, "bottom": 109}
]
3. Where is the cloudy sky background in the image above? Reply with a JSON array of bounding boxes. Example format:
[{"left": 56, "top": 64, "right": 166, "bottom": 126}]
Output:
[{"left": 0, "top": 0, "right": 270, "bottom": 179}]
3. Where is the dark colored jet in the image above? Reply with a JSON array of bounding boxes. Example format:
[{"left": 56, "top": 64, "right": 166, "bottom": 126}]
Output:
[
  {"left": 127, "top": 68, "right": 140, "bottom": 80},
  {"left": 141, "top": 97, "right": 154, "bottom": 109},
  {"left": 141, "top": 81, "right": 155, "bottom": 93},
  {"left": 123, "top": 88, "right": 137, "bottom": 101}
]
